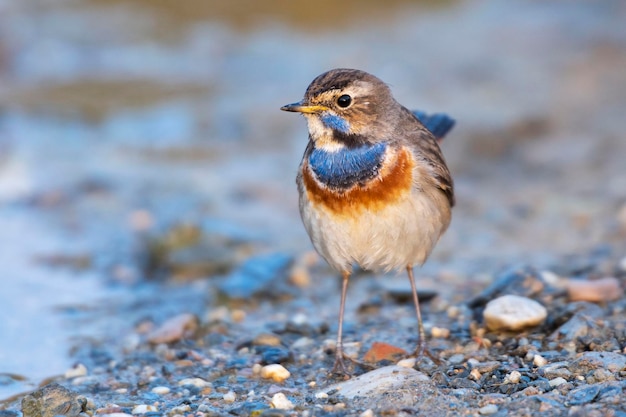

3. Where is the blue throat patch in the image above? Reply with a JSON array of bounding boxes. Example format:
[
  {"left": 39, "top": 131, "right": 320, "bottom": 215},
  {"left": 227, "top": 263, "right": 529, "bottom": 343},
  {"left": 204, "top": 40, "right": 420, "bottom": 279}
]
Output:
[
  {"left": 309, "top": 141, "right": 387, "bottom": 189},
  {"left": 320, "top": 113, "right": 350, "bottom": 133}
]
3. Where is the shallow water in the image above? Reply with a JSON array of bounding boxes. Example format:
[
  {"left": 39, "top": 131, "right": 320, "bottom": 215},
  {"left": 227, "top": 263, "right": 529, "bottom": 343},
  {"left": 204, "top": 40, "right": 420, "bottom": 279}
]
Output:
[{"left": 1, "top": 0, "right": 625, "bottom": 401}]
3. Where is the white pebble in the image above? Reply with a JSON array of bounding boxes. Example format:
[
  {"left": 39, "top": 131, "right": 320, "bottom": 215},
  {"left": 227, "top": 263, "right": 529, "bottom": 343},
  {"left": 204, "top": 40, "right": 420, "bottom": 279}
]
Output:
[
  {"left": 131, "top": 405, "right": 157, "bottom": 414},
  {"left": 360, "top": 410, "right": 375, "bottom": 417},
  {"left": 549, "top": 377, "right": 567, "bottom": 387},
  {"left": 479, "top": 404, "right": 498, "bottom": 415},
  {"left": 431, "top": 326, "right": 450, "bottom": 338},
  {"left": 177, "top": 377, "right": 210, "bottom": 388},
  {"left": 270, "top": 393, "right": 294, "bottom": 410},
  {"left": 252, "top": 363, "right": 263, "bottom": 375},
  {"left": 397, "top": 357, "right": 416, "bottom": 368},
  {"left": 223, "top": 390, "right": 236, "bottom": 403},
  {"left": 260, "top": 364, "right": 291, "bottom": 382},
  {"left": 315, "top": 392, "right": 328, "bottom": 399},
  {"left": 506, "top": 370, "right": 521, "bottom": 384},
  {"left": 151, "top": 386, "right": 170, "bottom": 395},
  {"left": 483, "top": 295, "right": 547, "bottom": 331},
  {"left": 533, "top": 354, "right": 548, "bottom": 367},
  {"left": 65, "top": 363, "right": 88, "bottom": 379}
]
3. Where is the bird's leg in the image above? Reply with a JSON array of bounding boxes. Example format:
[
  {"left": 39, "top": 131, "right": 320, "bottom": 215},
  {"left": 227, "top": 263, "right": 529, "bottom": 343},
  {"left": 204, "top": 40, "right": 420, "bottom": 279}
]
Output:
[
  {"left": 406, "top": 266, "right": 439, "bottom": 363},
  {"left": 332, "top": 270, "right": 351, "bottom": 376}
]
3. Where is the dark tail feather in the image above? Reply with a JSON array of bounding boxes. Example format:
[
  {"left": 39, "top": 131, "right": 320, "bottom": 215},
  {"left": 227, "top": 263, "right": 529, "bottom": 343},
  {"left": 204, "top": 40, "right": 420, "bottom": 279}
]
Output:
[{"left": 412, "top": 110, "right": 455, "bottom": 141}]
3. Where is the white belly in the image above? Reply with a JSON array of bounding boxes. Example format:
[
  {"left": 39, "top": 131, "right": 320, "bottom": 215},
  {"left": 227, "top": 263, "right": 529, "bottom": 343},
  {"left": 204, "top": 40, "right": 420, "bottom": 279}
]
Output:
[{"left": 299, "top": 188, "right": 451, "bottom": 273}]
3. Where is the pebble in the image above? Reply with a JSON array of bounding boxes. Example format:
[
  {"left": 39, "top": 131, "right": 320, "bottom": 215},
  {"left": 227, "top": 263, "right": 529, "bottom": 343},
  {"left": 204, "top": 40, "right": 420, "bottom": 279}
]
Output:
[
  {"left": 359, "top": 410, "right": 375, "bottom": 417},
  {"left": 151, "top": 386, "right": 170, "bottom": 395},
  {"left": 64, "top": 363, "right": 88, "bottom": 379},
  {"left": 131, "top": 404, "right": 157, "bottom": 414},
  {"left": 571, "top": 351, "right": 626, "bottom": 374},
  {"left": 533, "top": 354, "right": 548, "bottom": 367},
  {"left": 223, "top": 390, "right": 236, "bottom": 403},
  {"left": 99, "top": 414, "right": 133, "bottom": 417},
  {"left": 431, "top": 326, "right": 451, "bottom": 338},
  {"left": 478, "top": 404, "right": 498, "bottom": 415},
  {"left": 566, "top": 277, "right": 622, "bottom": 302},
  {"left": 483, "top": 295, "right": 547, "bottom": 331},
  {"left": 253, "top": 333, "right": 282, "bottom": 346},
  {"left": 315, "top": 392, "right": 328, "bottom": 399},
  {"left": 260, "top": 364, "right": 291, "bottom": 382},
  {"left": 178, "top": 377, "right": 210, "bottom": 388},
  {"left": 549, "top": 377, "right": 567, "bottom": 387},
  {"left": 505, "top": 370, "right": 521, "bottom": 384},
  {"left": 147, "top": 313, "right": 198, "bottom": 344},
  {"left": 324, "top": 365, "right": 430, "bottom": 399},
  {"left": 270, "top": 393, "right": 294, "bottom": 410},
  {"left": 397, "top": 357, "right": 417, "bottom": 368},
  {"left": 363, "top": 342, "right": 407, "bottom": 362}
]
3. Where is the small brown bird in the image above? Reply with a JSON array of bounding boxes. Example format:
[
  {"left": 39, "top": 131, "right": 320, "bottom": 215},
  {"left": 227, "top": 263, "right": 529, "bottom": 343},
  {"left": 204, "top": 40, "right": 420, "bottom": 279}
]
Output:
[{"left": 281, "top": 68, "right": 454, "bottom": 374}]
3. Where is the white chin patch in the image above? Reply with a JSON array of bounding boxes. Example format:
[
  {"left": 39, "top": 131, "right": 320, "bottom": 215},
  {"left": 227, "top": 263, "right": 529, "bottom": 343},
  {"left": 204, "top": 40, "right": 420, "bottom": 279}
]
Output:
[{"left": 305, "top": 116, "right": 345, "bottom": 152}]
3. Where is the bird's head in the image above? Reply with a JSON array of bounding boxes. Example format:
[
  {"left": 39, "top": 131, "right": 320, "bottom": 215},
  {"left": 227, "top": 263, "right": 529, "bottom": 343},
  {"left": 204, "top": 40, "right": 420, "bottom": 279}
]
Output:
[{"left": 281, "top": 68, "right": 399, "bottom": 149}]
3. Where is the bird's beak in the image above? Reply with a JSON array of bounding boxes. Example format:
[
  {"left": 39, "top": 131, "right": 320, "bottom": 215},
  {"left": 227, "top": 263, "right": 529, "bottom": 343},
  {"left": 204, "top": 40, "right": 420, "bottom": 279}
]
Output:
[{"left": 281, "top": 101, "right": 328, "bottom": 114}]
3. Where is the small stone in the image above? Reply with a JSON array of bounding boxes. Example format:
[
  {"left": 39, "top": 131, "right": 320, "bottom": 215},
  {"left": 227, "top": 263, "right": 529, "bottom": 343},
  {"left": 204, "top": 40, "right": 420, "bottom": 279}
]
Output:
[
  {"left": 483, "top": 295, "right": 547, "bottom": 331},
  {"left": 567, "top": 384, "right": 600, "bottom": 405},
  {"left": 270, "top": 393, "right": 294, "bottom": 410},
  {"left": 549, "top": 377, "right": 567, "bottom": 387},
  {"left": 315, "top": 392, "right": 328, "bottom": 399},
  {"left": 231, "top": 309, "right": 246, "bottom": 323},
  {"left": 533, "top": 354, "right": 548, "bottom": 367},
  {"left": 363, "top": 342, "right": 407, "bottom": 363},
  {"left": 359, "top": 410, "right": 375, "bottom": 417},
  {"left": 223, "top": 391, "right": 236, "bottom": 403},
  {"left": 478, "top": 404, "right": 498, "bottom": 415},
  {"left": 260, "top": 364, "right": 291, "bottom": 383},
  {"left": 470, "top": 369, "right": 482, "bottom": 381},
  {"left": 178, "top": 377, "right": 210, "bottom": 388},
  {"left": 397, "top": 357, "right": 416, "bottom": 368},
  {"left": 253, "top": 333, "right": 282, "bottom": 346},
  {"left": 506, "top": 371, "right": 521, "bottom": 384},
  {"left": 65, "top": 363, "right": 88, "bottom": 379},
  {"left": 252, "top": 363, "right": 263, "bottom": 375},
  {"left": 431, "top": 327, "right": 450, "bottom": 338},
  {"left": 151, "top": 386, "right": 170, "bottom": 395},
  {"left": 325, "top": 365, "right": 430, "bottom": 399},
  {"left": 448, "top": 353, "right": 465, "bottom": 364},
  {"left": 571, "top": 351, "right": 626, "bottom": 374},
  {"left": 99, "top": 414, "right": 133, "bottom": 417},
  {"left": 131, "top": 405, "right": 157, "bottom": 414},
  {"left": 147, "top": 313, "right": 198, "bottom": 344},
  {"left": 567, "top": 277, "right": 622, "bottom": 302}
]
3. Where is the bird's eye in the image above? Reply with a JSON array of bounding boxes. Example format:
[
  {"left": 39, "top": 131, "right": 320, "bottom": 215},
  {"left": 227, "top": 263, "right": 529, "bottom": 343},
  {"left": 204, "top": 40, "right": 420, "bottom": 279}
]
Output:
[{"left": 337, "top": 94, "right": 352, "bottom": 108}]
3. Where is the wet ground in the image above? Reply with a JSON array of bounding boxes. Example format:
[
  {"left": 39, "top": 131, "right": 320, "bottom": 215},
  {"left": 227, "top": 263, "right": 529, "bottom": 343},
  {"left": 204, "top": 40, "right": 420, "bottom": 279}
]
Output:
[{"left": 1, "top": 0, "right": 625, "bottom": 415}]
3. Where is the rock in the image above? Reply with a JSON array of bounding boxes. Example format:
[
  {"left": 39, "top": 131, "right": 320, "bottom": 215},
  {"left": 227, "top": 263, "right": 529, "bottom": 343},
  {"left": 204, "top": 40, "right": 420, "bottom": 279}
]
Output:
[
  {"left": 131, "top": 405, "right": 157, "bottom": 414},
  {"left": 363, "top": 342, "right": 407, "bottom": 363},
  {"left": 253, "top": 333, "right": 282, "bottom": 347},
  {"left": 270, "top": 393, "right": 294, "bottom": 410},
  {"left": 223, "top": 391, "right": 236, "bottom": 403},
  {"left": 539, "top": 362, "right": 572, "bottom": 379},
  {"left": 533, "top": 354, "right": 548, "bottom": 367},
  {"left": 549, "top": 377, "right": 567, "bottom": 387},
  {"left": 566, "top": 384, "right": 600, "bottom": 405},
  {"left": 21, "top": 383, "right": 89, "bottom": 417},
  {"left": 151, "top": 386, "right": 170, "bottom": 395},
  {"left": 260, "top": 364, "right": 291, "bottom": 383},
  {"left": 178, "top": 377, "right": 211, "bottom": 388},
  {"left": 567, "top": 277, "right": 623, "bottom": 302},
  {"left": 570, "top": 352, "right": 626, "bottom": 374},
  {"left": 323, "top": 365, "right": 430, "bottom": 399},
  {"left": 478, "top": 404, "right": 498, "bottom": 415},
  {"left": 483, "top": 295, "right": 547, "bottom": 331},
  {"left": 147, "top": 313, "right": 198, "bottom": 344},
  {"left": 549, "top": 302, "right": 604, "bottom": 341},
  {"left": 431, "top": 327, "right": 450, "bottom": 338},
  {"left": 397, "top": 357, "right": 417, "bottom": 368},
  {"left": 505, "top": 371, "right": 521, "bottom": 384},
  {"left": 64, "top": 363, "right": 88, "bottom": 379}
]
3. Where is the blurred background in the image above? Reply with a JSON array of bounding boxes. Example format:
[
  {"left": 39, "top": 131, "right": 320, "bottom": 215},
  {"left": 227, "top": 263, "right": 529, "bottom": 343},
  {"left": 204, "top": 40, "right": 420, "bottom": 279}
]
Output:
[{"left": 1, "top": 0, "right": 625, "bottom": 400}]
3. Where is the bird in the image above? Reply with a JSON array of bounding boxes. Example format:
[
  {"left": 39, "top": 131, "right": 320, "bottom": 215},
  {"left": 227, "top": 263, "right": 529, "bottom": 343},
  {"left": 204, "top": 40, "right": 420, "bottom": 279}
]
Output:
[{"left": 281, "top": 68, "right": 455, "bottom": 375}]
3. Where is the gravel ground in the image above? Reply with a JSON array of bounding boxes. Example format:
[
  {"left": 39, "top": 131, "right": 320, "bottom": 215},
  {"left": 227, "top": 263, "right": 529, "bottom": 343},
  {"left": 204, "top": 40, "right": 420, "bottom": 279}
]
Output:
[{"left": 1, "top": 1, "right": 625, "bottom": 416}]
